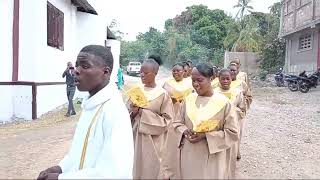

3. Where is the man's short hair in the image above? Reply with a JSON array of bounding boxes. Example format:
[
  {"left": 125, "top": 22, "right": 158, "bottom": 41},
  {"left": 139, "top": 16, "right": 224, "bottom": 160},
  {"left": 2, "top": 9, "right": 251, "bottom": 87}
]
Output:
[{"left": 80, "top": 45, "right": 114, "bottom": 72}]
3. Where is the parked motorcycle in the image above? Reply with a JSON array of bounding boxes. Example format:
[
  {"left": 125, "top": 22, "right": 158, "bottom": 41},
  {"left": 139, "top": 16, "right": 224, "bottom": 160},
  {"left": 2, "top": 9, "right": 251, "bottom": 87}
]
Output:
[
  {"left": 285, "top": 75, "right": 301, "bottom": 92},
  {"left": 274, "top": 68, "right": 296, "bottom": 87},
  {"left": 298, "top": 70, "right": 320, "bottom": 93}
]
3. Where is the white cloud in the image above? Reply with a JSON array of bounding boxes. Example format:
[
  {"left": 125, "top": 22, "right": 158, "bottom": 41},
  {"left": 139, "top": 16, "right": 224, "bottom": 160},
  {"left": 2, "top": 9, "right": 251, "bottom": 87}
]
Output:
[{"left": 103, "top": 0, "right": 280, "bottom": 41}]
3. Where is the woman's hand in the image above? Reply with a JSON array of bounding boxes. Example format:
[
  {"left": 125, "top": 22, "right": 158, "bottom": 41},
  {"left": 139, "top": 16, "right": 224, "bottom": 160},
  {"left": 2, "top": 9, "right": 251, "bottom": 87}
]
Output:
[
  {"left": 188, "top": 131, "right": 206, "bottom": 143},
  {"left": 130, "top": 104, "right": 141, "bottom": 120}
]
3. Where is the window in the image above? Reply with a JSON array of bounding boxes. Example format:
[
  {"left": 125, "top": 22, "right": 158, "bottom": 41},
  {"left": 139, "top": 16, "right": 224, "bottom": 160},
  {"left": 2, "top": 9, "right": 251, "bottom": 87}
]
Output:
[
  {"left": 47, "top": 2, "right": 64, "bottom": 50},
  {"left": 298, "top": 34, "right": 312, "bottom": 51}
]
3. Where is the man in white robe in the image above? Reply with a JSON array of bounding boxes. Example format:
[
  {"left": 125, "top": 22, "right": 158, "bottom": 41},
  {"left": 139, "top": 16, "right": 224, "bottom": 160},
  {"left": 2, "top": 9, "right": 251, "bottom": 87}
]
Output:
[{"left": 37, "top": 45, "right": 134, "bottom": 179}]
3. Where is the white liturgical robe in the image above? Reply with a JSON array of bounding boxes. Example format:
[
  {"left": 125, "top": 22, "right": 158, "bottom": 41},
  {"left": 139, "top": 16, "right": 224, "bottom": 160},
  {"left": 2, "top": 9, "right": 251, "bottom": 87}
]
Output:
[{"left": 58, "top": 84, "right": 134, "bottom": 179}]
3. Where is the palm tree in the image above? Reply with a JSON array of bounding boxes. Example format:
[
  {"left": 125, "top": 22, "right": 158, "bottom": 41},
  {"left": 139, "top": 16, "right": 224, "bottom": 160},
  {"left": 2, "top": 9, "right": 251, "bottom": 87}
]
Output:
[{"left": 234, "top": 0, "right": 254, "bottom": 21}]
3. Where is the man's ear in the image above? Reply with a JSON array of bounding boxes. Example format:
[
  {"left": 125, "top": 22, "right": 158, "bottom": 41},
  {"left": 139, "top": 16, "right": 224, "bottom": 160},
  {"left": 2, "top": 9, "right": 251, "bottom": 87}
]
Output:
[{"left": 103, "top": 67, "right": 111, "bottom": 75}]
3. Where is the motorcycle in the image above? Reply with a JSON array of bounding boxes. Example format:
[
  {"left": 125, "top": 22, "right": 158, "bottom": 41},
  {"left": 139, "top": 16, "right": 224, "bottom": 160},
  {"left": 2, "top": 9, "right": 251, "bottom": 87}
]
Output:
[
  {"left": 285, "top": 75, "right": 301, "bottom": 91},
  {"left": 298, "top": 70, "right": 320, "bottom": 93},
  {"left": 274, "top": 68, "right": 296, "bottom": 87}
]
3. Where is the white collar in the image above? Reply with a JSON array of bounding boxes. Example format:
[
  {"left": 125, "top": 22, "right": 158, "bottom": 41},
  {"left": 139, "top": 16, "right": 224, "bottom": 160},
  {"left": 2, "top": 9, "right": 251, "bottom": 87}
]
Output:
[{"left": 81, "top": 83, "right": 118, "bottom": 111}]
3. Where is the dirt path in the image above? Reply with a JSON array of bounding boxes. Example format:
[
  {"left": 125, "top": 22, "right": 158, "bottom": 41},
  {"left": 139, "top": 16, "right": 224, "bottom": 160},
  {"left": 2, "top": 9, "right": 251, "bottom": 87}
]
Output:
[{"left": 1, "top": 82, "right": 320, "bottom": 179}]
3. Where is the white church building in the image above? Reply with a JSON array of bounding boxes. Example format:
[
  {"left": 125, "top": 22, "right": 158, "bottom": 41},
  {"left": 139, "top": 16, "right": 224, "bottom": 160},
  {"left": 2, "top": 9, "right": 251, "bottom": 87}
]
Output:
[{"left": 0, "top": 0, "right": 120, "bottom": 122}]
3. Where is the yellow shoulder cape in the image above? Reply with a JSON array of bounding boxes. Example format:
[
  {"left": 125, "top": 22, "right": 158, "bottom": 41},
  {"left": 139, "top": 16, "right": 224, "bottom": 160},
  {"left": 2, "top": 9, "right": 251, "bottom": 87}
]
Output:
[{"left": 185, "top": 93, "right": 228, "bottom": 133}]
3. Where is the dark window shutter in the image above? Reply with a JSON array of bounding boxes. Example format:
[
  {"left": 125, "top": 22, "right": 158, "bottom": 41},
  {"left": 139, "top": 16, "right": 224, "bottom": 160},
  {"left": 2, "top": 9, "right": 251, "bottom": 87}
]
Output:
[
  {"left": 47, "top": 3, "right": 53, "bottom": 46},
  {"left": 58, "top": 12, "right": 64, "bottom": 50},
  {"left": 47, "top": 1, "right": 64, "bottom": 50}
]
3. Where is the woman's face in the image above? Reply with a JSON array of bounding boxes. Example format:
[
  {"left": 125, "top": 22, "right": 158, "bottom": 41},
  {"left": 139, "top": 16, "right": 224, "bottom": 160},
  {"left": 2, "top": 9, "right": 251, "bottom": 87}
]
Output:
[
  {"left": 172, "top": 65, "right": 184, "bottom": 81},
  {"left": 191, "top": 68, "right": 212, "bottom": 96},
  {"left": 140, "top": 62, "right": 156, "bottom": 86},
  {"left": 219, "top": 72, "right": 232, "bottom": 90}
]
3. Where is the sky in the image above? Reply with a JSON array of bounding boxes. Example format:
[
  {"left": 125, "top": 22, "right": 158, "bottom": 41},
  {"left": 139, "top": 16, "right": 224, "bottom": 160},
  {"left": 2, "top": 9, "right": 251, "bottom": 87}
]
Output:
[{"left": 96, "top": 0, "right": 281, "bottom": 41}]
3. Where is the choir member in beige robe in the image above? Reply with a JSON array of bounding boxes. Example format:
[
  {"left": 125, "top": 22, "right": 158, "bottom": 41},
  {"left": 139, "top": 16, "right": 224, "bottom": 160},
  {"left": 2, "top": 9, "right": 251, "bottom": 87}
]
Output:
[
  {"left": 161, "top": 62, "right": 193, "bottom": 179},
  {"left": 163, "top": 62, "right": 193, "bottom": 112},
  {"left": 164, "top": 63, "right": 239, "bottom": 179},
  {"left": 229, "top": 58, "right": 250, "bottom": 88},
  {"left": 229, "top": 64, "right": 252, "bottom": 111},
  {"left": 214, "top": 69, "right": 247, "bottom": 176},
  {"left": 127, "top": 56, "right": 174, "bottom": 179},
  {"left": 229, "top": 64, "right": 253, "bottom": 160}
]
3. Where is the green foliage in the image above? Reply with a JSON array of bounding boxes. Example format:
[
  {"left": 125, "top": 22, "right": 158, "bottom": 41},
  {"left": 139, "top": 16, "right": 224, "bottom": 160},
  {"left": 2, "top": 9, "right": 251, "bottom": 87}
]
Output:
[
  {"left": 120, "top": 2, "right": 285, "bottom": 72},
  {"left": 259, "top": 39, "right": 286, "bottom": 73}
]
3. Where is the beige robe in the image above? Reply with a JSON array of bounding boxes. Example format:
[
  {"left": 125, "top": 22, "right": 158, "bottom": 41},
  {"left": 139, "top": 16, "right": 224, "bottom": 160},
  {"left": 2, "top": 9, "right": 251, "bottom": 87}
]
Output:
[
  {"left": 214, "top": 87, "right": 246, "bottom": 177},
  {"left": 231, "top": 79, "right": 252, "bottom": 111},
  {"left": 168, "top": 93, "right": 239, "bottom": 179},
  {"left": 163, "top": 78, "right": 193, "bottom": 113},
  {"left": 237, "top": 71, "right": 250, "bottom": 88},
  {"left": 161, "top": 79, "right": 193, "bottom": 179},
  {"left": 211, "top": 77, "right": 219, "bottom": 89},
  {"left": 129, "top": 85, "right": 174, "bottom": 179}
]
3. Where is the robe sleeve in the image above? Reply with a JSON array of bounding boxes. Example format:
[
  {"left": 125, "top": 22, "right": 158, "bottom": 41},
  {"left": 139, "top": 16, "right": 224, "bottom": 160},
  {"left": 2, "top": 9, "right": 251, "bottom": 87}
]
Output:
[
  {"left": 242, "top": 81, "right": 253, "bottom": 110},
  {"left": 205, "top": 102, "right": 239, "bottom": 154},
  {"left": 58, "top": 112, "right": 134, "bottom": 179},
  {"left": 172, "top": 101, "right": 188, "bottom": 147},
  {"left": 236, "top": 92, "right": 247, "bottom": 119},
  {"left": 138, "top": 93, "right": 174, "bottom": 135}
]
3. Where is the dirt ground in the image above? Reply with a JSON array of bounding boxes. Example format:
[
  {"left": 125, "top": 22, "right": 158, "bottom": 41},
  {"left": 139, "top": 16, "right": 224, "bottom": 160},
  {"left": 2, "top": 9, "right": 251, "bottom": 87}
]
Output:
[{"left": 1, "top": 76, "right": 320, "bottom": 179}]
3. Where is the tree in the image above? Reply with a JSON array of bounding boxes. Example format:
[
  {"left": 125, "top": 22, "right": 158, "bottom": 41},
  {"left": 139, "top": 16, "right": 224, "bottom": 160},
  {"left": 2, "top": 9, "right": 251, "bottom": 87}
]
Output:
[
  {"left": 234, "top": 0, "right": 254, "bottom": 21},
  {"left": 108, "top": 19, "right": 125, "bottom": 40}
]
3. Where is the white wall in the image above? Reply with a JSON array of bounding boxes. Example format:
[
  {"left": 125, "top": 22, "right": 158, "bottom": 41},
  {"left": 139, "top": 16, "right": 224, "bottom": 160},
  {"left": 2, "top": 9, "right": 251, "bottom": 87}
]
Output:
[
  {"left": 0, "top": 0, "right": 14, "bottom": 122},
  {"left": 75, "top": 11, "right": 107, "bottom": 53},
  {"left": 12, "top": 86, "right": 32, "bottom": 120},
  {"left": 37, "top": 85, "right": 66, "bottom": 117},
  {"left": 0, "top": 86, "right": 14, "bottom": 122},
  {"left": 19, "top": 0, "right": 77, "bottom": 82},
  {"left": 0, "top": 0, "right": 14, "bottom": 81}
]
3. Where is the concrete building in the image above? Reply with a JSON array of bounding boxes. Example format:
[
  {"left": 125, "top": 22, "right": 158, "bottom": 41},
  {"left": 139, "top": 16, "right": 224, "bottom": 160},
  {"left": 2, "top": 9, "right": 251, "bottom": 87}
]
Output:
[
  {"left": 279, "top": 0, "right": 320, "bottom": 74},
  {"left": 0, "top": 0, "right": 120, "bottom": 122}
]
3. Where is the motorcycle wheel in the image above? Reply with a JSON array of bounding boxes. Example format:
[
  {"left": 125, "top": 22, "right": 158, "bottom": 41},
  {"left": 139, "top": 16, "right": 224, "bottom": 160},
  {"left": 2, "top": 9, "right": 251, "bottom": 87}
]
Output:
[
  {"left": 288, "top": 82, "right": 298, "bottom": 92},
  {"left": 299, "top": 83, "right": 310, "bottom": 93}
]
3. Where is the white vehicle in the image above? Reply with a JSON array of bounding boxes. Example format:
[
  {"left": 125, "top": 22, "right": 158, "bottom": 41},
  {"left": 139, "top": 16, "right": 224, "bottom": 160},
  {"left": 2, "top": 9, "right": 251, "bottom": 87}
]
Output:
[{"left": 126, "top": 62, "right": 141, "bottom": 76}]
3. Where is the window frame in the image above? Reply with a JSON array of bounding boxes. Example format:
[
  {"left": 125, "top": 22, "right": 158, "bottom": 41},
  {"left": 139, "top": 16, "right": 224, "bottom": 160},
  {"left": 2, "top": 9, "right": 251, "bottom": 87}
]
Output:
[
  {"left": 47, "top": 1, "right": 64, "bottom": 51},
  {"left": 298, "top": 33, "right": 313, "bottom": 52}
]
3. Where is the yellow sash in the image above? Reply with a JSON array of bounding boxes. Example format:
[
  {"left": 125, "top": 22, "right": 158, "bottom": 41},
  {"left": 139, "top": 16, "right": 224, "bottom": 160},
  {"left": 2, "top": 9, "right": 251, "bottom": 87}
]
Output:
[
  {"left": 185, "top": 93, "right": 228, "bottom": 133},
  {"left": 230, "top": 79, "right": 242, "bottom": 89},
  {"left": 215, "top": 87, "right": 237, "bottom": 101},
  {"left": 126, "top": 85, "right": 165, "bottom": 108},
  {"left": 211, "top": 78, "right": 219, "bottom": 89},
  {"left": 79, "top": 101, "right": 107, "bottom": 170},
  {"left": 166, "top": 79, "right": 193, "bottom": 101}
]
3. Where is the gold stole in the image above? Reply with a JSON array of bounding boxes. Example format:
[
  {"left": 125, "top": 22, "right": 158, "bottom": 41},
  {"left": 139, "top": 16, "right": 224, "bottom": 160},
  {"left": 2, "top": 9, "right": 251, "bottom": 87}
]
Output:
[
  {"left": 126, "top": 85, "right": 164, "bottom": 108},
  {"left": 167, "top": 79, "right": 193, "bottom": 102},
  {"left": 215, "top": 87, "right": 237, "bottom": 101},
  {"left": 185, "top": 93, "right": 227, "bottom": 133},
  {"left": 211, "top": 77, "right": 219, "bottom": 89},
  {"left": 79, "top": 101, "right": 108, "bottom": 170},
  {"left": 230, "top": 79, "right": 242, "bottom": 89}
]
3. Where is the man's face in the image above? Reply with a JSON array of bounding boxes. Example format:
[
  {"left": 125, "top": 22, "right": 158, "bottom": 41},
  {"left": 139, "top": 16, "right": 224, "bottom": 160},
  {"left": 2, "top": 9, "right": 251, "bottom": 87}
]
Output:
[
  {"left": 74, "top": 52, "right": 110, "bottom": 92},
  {"left": 219, "top": 72, "right": 232, "bottom": 90},
  {"left": 67, "top": 62, "right": 73, "bottom": 68},
  {"left": 229, "top": 65, "right": 238, "bottom": 81}
]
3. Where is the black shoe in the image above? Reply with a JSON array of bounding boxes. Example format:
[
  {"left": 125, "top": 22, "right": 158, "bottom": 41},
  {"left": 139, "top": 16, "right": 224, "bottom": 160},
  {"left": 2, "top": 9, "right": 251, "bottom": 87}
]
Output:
[
  {"left": 237, "top": 154, "right": 241, "bottom": 161},
  {"left": 71, "top": 112, "right": 76, "bottom": 116},
  {"left": 64, "top": 113, "right": 71, "bottom": 117}
]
